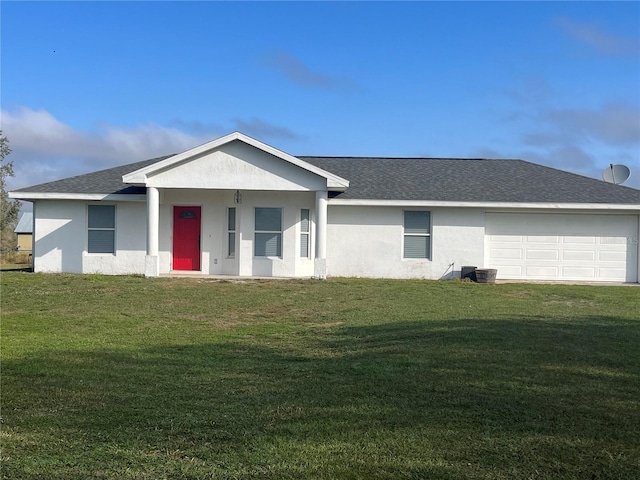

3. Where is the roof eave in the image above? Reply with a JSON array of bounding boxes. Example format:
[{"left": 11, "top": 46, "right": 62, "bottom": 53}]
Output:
[
  {"left": 328, "top": 198, "right": 640, "bottom": 210},
  {"left": 8, "top": 192, "right": 147, "bottom": 202}
]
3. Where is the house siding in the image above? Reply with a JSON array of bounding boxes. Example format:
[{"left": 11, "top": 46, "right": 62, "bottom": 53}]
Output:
[
  {"left": 326, "top": 206, "right": 485, "bottom": 279},
  {"left": 33, "top": 200, "right": 148, "bottom": 275}
]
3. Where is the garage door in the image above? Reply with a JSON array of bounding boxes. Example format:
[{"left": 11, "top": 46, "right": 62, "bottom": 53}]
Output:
[{"left": 485, "top": 213, "right": 638, "bottom": 282}]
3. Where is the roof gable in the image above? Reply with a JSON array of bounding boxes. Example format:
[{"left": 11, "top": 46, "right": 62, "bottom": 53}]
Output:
[{"left": 122, "top": 132, "right": 349, "bottom": 191}]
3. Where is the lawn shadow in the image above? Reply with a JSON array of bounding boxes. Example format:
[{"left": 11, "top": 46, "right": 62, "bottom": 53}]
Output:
[{"left": 3, "top": 315, "right": 640, "bottom": 479}]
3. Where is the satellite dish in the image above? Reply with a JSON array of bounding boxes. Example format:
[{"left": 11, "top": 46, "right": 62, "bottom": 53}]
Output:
[{"left": 602, "top": 164, "right": 630, "bottom": 185}]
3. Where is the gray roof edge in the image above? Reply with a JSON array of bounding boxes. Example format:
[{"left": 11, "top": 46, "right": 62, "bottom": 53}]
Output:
[
  {"left": 11, "top": 155, "right": 173, "bottom": 193},
  {"left": 514, "top": 158, "right": 640, "bottom": 193}
]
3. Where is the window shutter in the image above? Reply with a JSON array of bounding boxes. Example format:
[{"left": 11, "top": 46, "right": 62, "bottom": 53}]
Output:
[
  {"left": 228, "top": 208, "right": 236, "bottom": 231},
  {"left": 255, "top": 233, "right": 282, "bottom": 257},
  {"left": 228, "top": 232, "right": 236, "bottom": 257},
  {"left": 404, "top": 211, "right": 430, "bottom": 234},
  {"left": 300, "top": 234, "right": 309, "bottom": 258},
  {"left": 88, "top": 230, "right": 115, "bottom": 254},
  {"left": 88, "top": 205, "right": 115, "bottom": 229},
  {"left": 301, "top": 209, "right": 309, "bottom": 232},
  {"left": 255, "top": 208, "right": 281, "bottom": 231},
  {"left": 404, "top": 236, "right": 430, "bottom": 259}
]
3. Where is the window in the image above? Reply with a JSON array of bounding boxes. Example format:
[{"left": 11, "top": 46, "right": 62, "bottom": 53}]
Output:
[
  {"left": 255, "top": 208, "right": 282, "bottom": 257},
  {"left": 300, "top": 209, "right": 310, "bottom": 258},
  {"left": 404, "top": 211, "right": 431, "bottom": 259},
  {"left": 88, "top": 205, "right": 115, "bottom": 254},
  {"left": 227, "top": 207, "right": 236, "bottom": 257}
]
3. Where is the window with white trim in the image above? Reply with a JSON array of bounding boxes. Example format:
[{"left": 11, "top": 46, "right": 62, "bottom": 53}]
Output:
[
  {"left": 255, "top": 207, "right": 282, "bottom": 257},
  {"left": 403, "top": 211, "right": 431, "bottom": 259},
  {"left": 227, "top": 207, "right": 236, "bottom": 257},
  {"left": 300, "top": 209, "right": 310, "bottom": 258},
  {"left": 88, "top": 205, "right": 116, "bottom": 254}
]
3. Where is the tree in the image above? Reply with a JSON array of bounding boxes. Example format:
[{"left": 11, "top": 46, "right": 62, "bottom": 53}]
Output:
[{"left": 1, "top": 131, "right": 21, "bottom": 253}]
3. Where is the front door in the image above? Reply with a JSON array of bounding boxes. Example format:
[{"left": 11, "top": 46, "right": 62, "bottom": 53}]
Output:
[{"left": 173, "top": 206, "right": 201, "bottom": 271}]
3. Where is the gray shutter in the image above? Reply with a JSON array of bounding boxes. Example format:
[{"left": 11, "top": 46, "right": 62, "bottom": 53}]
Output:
[
  {"left": 228, "top": 232, "right": 236, "bottom": 257},
  {"left": 88, "top": 230, "right": 115, "bottom": 254},
  {"left": 255, "top": 208, "right": 281, "bottom": 231},
  {"left": 404, "top": 236, "right": 430, "bottom": 259},
  {"left": 404, "top": 211, "right": 430, "bottom": 234},
  {"left": 255, "top": 233, "right": 282, "bottom": 257},
  {"left": 228, "top": 208, "right": 236, "bottom": 231},
  {"left": 300, "top": 234, "right": 309, "bottom": 258},
  {"left": 88, "top": 205, "right": 115, "bottom": 229}
]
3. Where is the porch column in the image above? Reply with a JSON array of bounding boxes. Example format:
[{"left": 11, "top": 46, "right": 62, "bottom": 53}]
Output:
[
  {"left": 314, "top": 190, "right": 328, "bottom": 279},
  {"left": 145, "top": 186, "right": 160, "bottom": 277}
]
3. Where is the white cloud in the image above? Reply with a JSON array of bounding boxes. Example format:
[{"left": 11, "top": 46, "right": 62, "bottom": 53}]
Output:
[
  {"left": 1, "top": 107, "right": 306, "bottom": 193},
  {"left": 1, "top": 106, "right": 209, "bottom": 191},
  {"left": 494, "top": 79, "right": 640, "bottom": 189}
]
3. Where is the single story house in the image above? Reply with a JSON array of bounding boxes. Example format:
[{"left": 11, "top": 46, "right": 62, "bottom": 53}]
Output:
[
  {"left": 14, "top": 212, "right": 33, "bottom": 253},
  {"left": 9, "top": 132, "right": 640, "bottom": 282}
]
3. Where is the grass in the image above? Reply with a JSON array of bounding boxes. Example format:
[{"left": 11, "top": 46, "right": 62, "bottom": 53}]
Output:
[
  {"left": 0, "top": 253, "right": 32, "bottom": 271},
  {"left": 1, "top": 272, "right": 639, "bottom": 479}
]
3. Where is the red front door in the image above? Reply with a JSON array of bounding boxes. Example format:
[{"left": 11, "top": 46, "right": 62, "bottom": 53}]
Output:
[{"left": 173, "top": 206, "right": 201, "bottom": 271}]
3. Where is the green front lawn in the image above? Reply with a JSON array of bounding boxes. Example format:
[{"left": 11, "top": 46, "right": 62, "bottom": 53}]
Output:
[{"left": 2, "top": 273, "right": 639, "bottom": 479}]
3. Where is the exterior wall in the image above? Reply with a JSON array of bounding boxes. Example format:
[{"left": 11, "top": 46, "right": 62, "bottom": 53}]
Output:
[
  {"left": 326, "top": 206, "right": 485, "bottom": 279},
  {"left": 34, "top": 197, "right": 637, "bottom": 282},
  {"left": 17, "top": 233, "right": 32, "bottom": 252},
  {"left": 33, "top": 200, "right": 147, "bottom": 274},
  {"left": 33, "top": 191, "right": 318, "bottom": 277},
  {"left": 148, "top": 141, "right": 326, "bottom": 192},
  {"left": 34, "top": 201, "right": 85, "bottom": 273},
  {"left": 83, "top": 202, "right": 147, "bottom": 274},
  {"left": 158, "top": 189, "right": 316, "bottom": 277}
]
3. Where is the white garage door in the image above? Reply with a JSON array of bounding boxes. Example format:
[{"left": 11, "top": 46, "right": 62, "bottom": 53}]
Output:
[{"left": 486, "top": 213, "right": 638, "bottom": 282}]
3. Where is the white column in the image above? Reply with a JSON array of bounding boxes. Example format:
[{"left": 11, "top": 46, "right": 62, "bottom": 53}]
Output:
[
  {"left": 314, "top": 190, "right": 328, "bottom": 279},
  {"left": 145, "top": 186, "right": 160, "bottom": 277}
]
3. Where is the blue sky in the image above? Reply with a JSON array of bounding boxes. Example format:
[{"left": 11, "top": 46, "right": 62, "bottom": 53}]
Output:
[{"left": 2, "top": 1, "right": 639, "bottom": 196}]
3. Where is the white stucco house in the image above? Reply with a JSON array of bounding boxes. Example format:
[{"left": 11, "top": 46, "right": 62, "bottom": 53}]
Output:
[{"left": 9, "top": 132, "right": 640, "bottom": 282}]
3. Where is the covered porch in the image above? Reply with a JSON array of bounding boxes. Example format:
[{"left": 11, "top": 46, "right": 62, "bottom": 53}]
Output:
[
  {"left": 119, "top": 132, "right": 346, "bottom": 279},
  {"left": 142, "top": 187, "right": 329, "bottom": 279}
]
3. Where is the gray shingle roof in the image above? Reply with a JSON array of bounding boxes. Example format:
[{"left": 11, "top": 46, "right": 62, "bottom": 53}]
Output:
[
  {"left": 12, "top": 154, "right": 640, "bottom": 204},
  {"left": 12, "top": 155, "right": 173, "bottom": 195},
  {"left": 301, "top": 157, "right": 640, "bottom": 204}
]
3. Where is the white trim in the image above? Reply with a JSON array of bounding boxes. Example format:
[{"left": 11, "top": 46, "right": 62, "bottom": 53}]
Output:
[
  {"left": 327, "top": 198, "right": 640, "bottom": 211},
  {"left": 122, "top": 131, "right": 350, "bottom": 190},
  {"left": 9, "top": 192, "right": 147, "bottom": 202}
]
